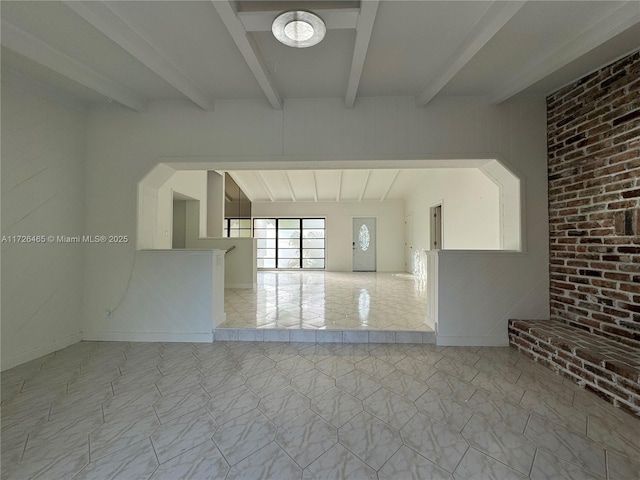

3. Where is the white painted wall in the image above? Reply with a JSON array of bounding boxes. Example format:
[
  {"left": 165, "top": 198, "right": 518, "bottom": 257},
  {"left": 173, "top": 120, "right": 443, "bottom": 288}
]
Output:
[
  {"left": 432, "top": 250, "right": 550, "bottom": 345},
  {"left": 1, "top": 71, "right": 86, "bottom": 370},
  {"left": 405, "top": 168, "right": 501, "bottom": 252},
  {"left": 155, "top": 170, "right": 207, "bottom": 249},
  {"left": 186, "top": 237, "right": 257, "bottom": 289},
  {"left": 83, "top": 250, "right": 224, "bottom": 343},
  {"left": 481, "top": 159, "right": 522, "bottom": 250},
  {"left": 206, "top": 171, "right": 224, "bottom": 237},
  {"left": 83, "top": 96, "right": 549, "bottom": 345},
  {"left": 183, "top": 197, "right": 257, "bottom": 289},
  {"left": 252, "top": 201, "right": 405, "bottom": 272}
]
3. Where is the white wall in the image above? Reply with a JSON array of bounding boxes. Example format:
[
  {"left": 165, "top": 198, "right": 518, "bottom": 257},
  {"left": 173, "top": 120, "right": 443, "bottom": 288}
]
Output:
[
  {"left": 206, "top": 171, "right": 224, "bottom": 237},
  {"left": 83, "top": 250, "right": 224, "bottom": 343},
  {"left": 84, "top": 95, "right": 549, "bottom": 344},
  {"left": 156, "top": 170, "right": 207, "bottom": 249},
  {"left": 481, "top": 159, "right": 522, "bottom": 250},
  {"left": 1, "top": 72, "right": 86, "bottom": 369},
  {"left": 252, "top": 201, "right": 405, "bottom": 272},
  {"left": 434, "top": 250, "right": 549, "bottom": 345},
  {"left": 405, "top": 168, "right": 501, "bottom": 252},
  {"left": 186, "top": 236, "right": 257, "bottom": 289}
]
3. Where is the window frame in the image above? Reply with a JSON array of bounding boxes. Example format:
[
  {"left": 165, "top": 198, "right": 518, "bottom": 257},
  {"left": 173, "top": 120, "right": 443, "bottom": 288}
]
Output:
[
  {"left": 224, "top": 218, "right": 251, "bottom": 238},
  {"left": 253, "top": 217, "right": 325, "bottom": 270}
]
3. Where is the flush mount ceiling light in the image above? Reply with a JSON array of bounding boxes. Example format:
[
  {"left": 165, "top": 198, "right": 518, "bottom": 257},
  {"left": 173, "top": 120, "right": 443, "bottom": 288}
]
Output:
[{"left": 272, "top": 11, "right": 326, "bottom": 48}]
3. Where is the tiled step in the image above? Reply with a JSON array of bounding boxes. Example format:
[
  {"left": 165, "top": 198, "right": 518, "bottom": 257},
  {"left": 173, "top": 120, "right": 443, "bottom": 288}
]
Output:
[{"left": 214, "top": 328, "right": 436, "bottom": 344}]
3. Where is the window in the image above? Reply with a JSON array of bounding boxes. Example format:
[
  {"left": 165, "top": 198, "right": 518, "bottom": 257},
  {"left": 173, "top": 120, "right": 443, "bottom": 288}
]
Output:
[
  {"left": 359, "top": 224, "right": 370, "bottom": 251},
  {"left": 224, "top": 218, "right": 251, "bottom": 238},
  {"left": 254, "top": 218, "right": 325, "bottom": 269}
]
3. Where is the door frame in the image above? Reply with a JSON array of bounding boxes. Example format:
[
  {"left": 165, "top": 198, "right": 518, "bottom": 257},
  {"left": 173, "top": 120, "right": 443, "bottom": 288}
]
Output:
[
  {"left": 430, "top": 201, "right": 443, "bottom": 250},
  {"left": 404, "top": 213, "right": 413, "bottom": 273},
  {"left": 352, "top": 217, "right": 377, "bottom": 272}
]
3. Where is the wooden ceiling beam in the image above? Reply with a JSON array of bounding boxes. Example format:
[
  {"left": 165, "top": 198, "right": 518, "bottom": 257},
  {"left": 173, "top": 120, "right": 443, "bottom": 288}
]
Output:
[
  {"left": 344, "top": 0, "right": 379, "bottom": 108},
  {"left": 0, "top": 20, "right": 147, "bottom": 112},
  {"left": 416, "top": 1, "right": 525, "bottom": 107},
  {"left": 64, "top": 1, "right": 214, "bottom": 111},
  {"left": 213, "top": 0, "right": 282, "bottom": 110}
]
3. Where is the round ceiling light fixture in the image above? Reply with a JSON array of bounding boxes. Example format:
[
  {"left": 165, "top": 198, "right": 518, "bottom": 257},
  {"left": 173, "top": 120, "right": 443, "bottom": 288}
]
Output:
[{"left": 272, "top": 11, "right": 326, "bottom": 48}]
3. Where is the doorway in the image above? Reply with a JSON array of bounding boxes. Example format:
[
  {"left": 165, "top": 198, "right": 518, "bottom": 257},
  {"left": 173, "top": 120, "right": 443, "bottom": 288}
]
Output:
[
  {"left": 353, "top": 218, "right": 376, "bottom": 271},
  {"left": 405, "top": 214, "right": 413, "bottom": 273},
  {"left": 172, "top": 200, "right": 187, "bottom": 248},
  {"left": 431, "top": 204, "right": 442, "bottom": 250}
]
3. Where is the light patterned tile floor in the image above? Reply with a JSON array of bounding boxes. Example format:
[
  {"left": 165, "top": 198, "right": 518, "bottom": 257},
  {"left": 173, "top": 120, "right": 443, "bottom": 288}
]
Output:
[
  {"left": 221, "top": 271, "right": 433, "bottom": 331},
  {"left": 2, "top": 341, "right": 640, "bottom": 479}
]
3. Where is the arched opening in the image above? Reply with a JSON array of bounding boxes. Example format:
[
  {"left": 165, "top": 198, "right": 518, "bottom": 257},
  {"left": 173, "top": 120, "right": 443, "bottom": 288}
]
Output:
[{"left": 132, "top": 157, "right": 522, "bottom": 341}]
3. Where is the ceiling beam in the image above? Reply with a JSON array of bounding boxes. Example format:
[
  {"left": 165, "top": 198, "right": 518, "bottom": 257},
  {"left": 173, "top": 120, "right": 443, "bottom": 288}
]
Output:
[
  {"left": 239, "top": 8, "right": 359, "bottom": 32},
  {"left": 0, "top": 20, "right": 146, "bottom": 112},
  {"left": 312, "top": 172, "right": 319, "bottom": 202},
  {"left": 344, "top": 0, "right": 379, "bottom": 108},
  {"left": 255, "top": 172, "right": 275, "bottom": 202},
  {"left": 380, "top": 170, "right": 400, "bottom": 201},
  {"left": 283, "top": 172, "right": 297, "bottom": 201},
  {"left": 213, "top": 0, "right": 282, "bottom": 110},
  {"left": 489, "top": 1, "right": 640, "bottom": 104},
  {"left": 358, "top": 170, "right": 372, "bottom": 202},
  {"left": 63, "top": 1, "right": 214, "bottom": 111},
  {"left": 336, "top": 171, "right": 343, "bottom": 202},
  {"left": 416, "top": 1, "right": 525, "bottom": 107}
]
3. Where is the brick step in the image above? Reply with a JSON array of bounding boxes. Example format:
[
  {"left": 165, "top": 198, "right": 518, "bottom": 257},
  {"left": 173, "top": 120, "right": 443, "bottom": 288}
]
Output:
[{"left": 509, "top": 319, "right": 639, "bottom": 417}]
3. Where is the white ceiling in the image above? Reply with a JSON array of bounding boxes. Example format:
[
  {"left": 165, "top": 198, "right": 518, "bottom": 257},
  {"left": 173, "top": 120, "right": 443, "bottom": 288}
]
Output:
[
  {"left": 1, "top": 1, "right": 639, "bottom": 111},
  {"left": 2, "top": 1, "right": 638, "bottom": 202},
  {"left": 227, "top": 168, "right": 468, "bottom": 203}
]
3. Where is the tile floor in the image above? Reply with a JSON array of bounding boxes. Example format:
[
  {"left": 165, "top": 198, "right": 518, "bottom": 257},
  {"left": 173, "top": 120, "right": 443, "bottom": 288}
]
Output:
[
  {"left": 2, "top": 340, "right": 639, "bottom": 479},
  {"left": 221, "top": 271, "right": 433, "bottom": 331}
]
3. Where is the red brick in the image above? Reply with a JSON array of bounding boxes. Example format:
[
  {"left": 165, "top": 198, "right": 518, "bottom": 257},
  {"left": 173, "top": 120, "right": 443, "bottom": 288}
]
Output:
[
  {"left": 548, "top": 51, "right": 639, "bottom": 357},
  {"left": 604, "top": 360, "right": 640, "bottom": 382}
]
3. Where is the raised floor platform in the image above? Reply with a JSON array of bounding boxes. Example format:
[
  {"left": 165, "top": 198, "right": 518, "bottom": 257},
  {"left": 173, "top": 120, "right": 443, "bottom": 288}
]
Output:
[
  {"left": 217, "top": 271, "right": 436, "bottom": 344},
  {"left": 509, "top": 319, "right": 640, "bottom": 416},
  {"left": 214, "top": 328, "right": 435, "bottom": 344},
  {"left": 221, "top": 271, "right": 434, "bottom": 331}
]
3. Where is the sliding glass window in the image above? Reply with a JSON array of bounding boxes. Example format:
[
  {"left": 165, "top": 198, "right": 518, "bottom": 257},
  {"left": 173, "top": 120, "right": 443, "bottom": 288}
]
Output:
[{"left": 254, "top": 218, "right": 325, "bottom": 269}]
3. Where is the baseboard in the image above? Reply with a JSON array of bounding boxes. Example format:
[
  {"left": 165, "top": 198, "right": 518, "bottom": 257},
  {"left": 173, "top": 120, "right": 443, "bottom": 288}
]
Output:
[
  {"left": 436, "top": 335, "right": 508, "bottom": 347},
  {"left": 1, "top": 332, "right": 82, "bottom": 371},
  {"left": 82, "top": 331, "right": 213, "bottom": 343}
]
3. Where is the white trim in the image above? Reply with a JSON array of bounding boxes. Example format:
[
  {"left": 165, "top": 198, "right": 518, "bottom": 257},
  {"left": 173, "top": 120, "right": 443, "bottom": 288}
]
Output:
[
  {"left": 82, "top": 331, "right": 213, "bottom": 343},
  {"left": 1, "top": 333, "right": 82, "bottom": 371}
]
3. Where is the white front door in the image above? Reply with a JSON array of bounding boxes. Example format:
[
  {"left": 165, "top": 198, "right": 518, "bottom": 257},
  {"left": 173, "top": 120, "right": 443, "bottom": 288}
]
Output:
[{"left": 353, "top": 218, "right": 376, "bottom": 272}]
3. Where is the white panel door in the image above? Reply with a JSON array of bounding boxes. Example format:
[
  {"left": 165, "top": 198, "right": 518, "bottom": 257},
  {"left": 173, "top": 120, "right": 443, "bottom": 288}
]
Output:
[
  {"left": 405, "top": 214, "right": 413, "bottom": 273},
  {"left": 353, "top": 218, "right": 376, "bottom": 272}
]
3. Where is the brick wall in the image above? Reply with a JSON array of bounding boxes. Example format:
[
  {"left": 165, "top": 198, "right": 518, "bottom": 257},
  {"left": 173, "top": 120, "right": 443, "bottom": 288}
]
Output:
[{"left": 548, "top": 50, "right": 640, "bottom": 348}]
